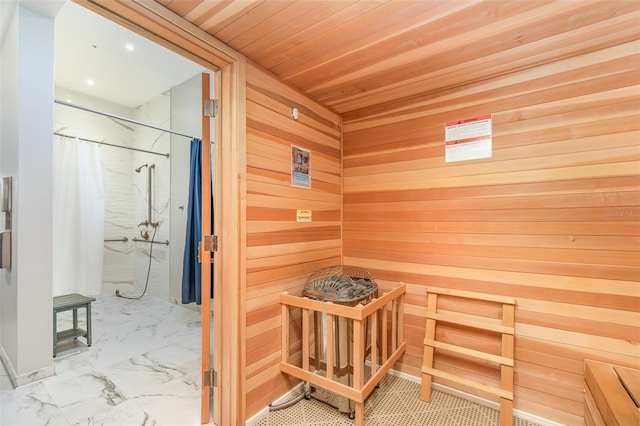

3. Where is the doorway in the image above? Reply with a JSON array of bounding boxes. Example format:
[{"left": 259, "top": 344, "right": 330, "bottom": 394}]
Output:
[
  {"left": 69, "top": 1, "right": 245, "bottom": 424},
  {"left": 53, "top": 2, "right": 217, "bottom": 424}
]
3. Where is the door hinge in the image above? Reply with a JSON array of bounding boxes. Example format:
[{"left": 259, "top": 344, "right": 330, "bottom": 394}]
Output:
[
  {"left": 198, "top": 236, "right": 217, "bottom": 263},
  {"left": 204, "top": 235, "right": 218, "bottom": 252},
  {"left": 204, "top": 99, "right": 218, "bottom": 117},
  {"left": 203, "top": 368, "right": 217, "bottom": 388}
]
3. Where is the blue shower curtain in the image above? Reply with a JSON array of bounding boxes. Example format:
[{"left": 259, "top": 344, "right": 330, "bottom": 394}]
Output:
[{"left": 182, "top": 138, "right": 203, "bottom": 304}]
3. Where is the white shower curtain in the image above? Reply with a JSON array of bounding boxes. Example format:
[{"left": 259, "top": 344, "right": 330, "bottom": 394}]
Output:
[{"left": 53, "top": 135, "right": 105, "bottom": 296}]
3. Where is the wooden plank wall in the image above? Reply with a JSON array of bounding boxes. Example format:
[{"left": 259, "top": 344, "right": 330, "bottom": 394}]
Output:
[
  {"left": 341, "top": 38, "right": 640, "bottom": 424},
  {"left": 244, "top": 63, "right": 342, "bottom": 417}
]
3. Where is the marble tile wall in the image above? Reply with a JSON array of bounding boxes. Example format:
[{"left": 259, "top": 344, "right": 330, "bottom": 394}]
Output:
[{"left": 130, "top": 92, "right": 171, "bottom": 300}]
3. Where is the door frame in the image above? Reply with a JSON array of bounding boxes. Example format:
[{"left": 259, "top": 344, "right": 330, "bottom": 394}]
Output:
[
  {"left": 200, "top": 71, "right": 212, "bottom": 424},
  {"left": 78, "top": 1, "right": 246, "bottom": 424}
]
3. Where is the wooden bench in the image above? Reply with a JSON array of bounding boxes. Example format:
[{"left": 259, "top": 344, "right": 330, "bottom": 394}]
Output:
[
  {"left": 53, "top": 293, "right": 96, "bottom": 357},
  {"left": 584, "top": 359, "right": 640, "bottom": 426}
]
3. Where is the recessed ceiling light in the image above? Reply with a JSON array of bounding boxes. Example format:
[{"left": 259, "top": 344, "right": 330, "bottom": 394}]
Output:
[
  {"left": 86, "top": 79, "right": 95, "bottom": 86},
  {"left": 125, "top": 43, "right": 134, "bottom": 51}
]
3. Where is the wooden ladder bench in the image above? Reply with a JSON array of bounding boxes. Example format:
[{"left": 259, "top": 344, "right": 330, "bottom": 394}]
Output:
[{"left": 420, "top": 287, "right": 516, "bottom": 426}]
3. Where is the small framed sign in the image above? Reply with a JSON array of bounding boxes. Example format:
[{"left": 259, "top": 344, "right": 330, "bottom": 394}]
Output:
[{"left": 291, "top": 145, "right": 311, "bottom": 188}]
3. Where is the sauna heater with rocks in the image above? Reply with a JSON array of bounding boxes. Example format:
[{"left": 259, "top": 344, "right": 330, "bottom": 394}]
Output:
[{"left": 301, "top": 265, "right": 378, "bottom": 416}]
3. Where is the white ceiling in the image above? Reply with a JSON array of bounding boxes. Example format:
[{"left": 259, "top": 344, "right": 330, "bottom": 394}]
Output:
[{"left": 54, "top": 1, "right": 205, "bottom": 108}]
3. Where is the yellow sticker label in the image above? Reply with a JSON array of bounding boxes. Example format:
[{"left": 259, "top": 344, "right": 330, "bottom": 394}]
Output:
[{"left": 296, "top": 209, "right": 312, "bottom": 222}]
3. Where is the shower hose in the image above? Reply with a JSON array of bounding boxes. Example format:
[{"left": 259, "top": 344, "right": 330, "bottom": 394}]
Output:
[{"left": 115, "top": 226, "right": 157, "bottom": 300}]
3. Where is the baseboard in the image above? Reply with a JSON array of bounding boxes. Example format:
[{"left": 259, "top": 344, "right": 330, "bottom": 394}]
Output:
[
  {"left": 249, "top": 369, "right": 563, "bottom": 426},
  {"left": 0, "top": 345, "right": 54, "bottom": 388}
]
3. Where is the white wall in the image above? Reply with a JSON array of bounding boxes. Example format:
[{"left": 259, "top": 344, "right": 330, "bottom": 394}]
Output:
[
  {"left": 0, "top": 0, "right": 21, "bottom": 381},
  {"left": 0, "top": 0, "right": 63, "bottom": 386}
]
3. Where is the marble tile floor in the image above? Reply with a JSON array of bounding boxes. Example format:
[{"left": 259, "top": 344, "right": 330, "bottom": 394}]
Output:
[{"left": 1, "top": 294, "right": 204, "bottom": 426}]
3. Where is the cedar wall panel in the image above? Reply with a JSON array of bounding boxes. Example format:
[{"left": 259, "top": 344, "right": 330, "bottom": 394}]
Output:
[
  {"left": 342, "top": 40, "right": 640, "bottom": 424},
  {"left": 245, "top": 63, "right": 342, "bottom": 417}
]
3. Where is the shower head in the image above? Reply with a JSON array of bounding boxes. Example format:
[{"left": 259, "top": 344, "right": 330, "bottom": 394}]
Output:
[{"left": 135, "top": 163, "right": 148, "bottom": 173}]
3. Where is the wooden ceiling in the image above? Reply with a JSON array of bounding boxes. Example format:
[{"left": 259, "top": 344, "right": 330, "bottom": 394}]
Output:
[{"left": 155, "top": 0, "right": 639, "bottom": 116}]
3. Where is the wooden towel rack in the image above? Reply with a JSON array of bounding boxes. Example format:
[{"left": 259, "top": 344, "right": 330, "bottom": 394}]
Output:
[{"left": 420, "top": 287, "right": 516, "bottom": 426}]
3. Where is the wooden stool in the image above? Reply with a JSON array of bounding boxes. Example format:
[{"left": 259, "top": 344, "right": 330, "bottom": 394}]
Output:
[{"left": 53, "top": 293, "right": 96, "bottom": 357}]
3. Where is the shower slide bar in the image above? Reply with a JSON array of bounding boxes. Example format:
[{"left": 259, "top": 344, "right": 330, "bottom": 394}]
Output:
[
  {"left": 104, "top": 237, "right": 128, "bottom": 243},
  {"left": 54, "top": 99, "right": 195, "bottom": 140},
  {"left": 132, "top": 237, "right": 169, "bottom": 246},
  {"left": 54, "top": 132, "right": 169, "bottom": 158}
]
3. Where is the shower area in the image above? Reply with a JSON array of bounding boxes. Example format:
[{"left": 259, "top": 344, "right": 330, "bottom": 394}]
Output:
[{"left": 52, "top": 73, "right": 208, "bottom": 305}]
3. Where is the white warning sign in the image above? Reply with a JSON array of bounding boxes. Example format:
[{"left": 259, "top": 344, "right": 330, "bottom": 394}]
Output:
[{"left": 445, "top": 114, "right": 492, "bottom": 163}]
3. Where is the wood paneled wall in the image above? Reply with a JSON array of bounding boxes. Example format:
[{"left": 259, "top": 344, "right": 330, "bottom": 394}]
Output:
[
  {"left": 245, "top": 63, "right": 342, "bottom": 417},
  {"left": 342, "top": 39, "right": 640, "bottom": 424}
]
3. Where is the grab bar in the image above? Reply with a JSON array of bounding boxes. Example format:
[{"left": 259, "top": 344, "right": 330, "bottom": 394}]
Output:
[
  {"left": 104, "top": 237, "right": 128, "bottom": 242},
  {"left": 132, "top": 237, "right": 169, "bottom": 246}
]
